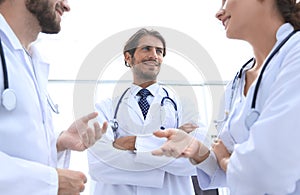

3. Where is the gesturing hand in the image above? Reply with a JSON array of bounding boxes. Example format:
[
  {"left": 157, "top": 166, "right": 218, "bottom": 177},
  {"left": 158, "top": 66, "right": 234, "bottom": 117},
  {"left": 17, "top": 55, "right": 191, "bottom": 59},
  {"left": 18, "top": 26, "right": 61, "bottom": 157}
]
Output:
[
  {"left": 57, "top": 112, "right": 108, "bottom": 152},
  {"left": 178, "top": 123, "right": 198, "bottom": 133}
]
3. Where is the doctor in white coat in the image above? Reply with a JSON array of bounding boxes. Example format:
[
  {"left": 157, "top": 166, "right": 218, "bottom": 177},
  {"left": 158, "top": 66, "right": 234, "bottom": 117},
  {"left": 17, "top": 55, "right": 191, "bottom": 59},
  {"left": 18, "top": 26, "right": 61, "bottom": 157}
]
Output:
[
  {"left": 88, "top": 28, "right": 207, "bottom": 195},
  {"left": 152, "top": 0, "right": 300, "bottom": 194},
  {"left": 0, "top": 0, "right": 107, "bottom": 194}
]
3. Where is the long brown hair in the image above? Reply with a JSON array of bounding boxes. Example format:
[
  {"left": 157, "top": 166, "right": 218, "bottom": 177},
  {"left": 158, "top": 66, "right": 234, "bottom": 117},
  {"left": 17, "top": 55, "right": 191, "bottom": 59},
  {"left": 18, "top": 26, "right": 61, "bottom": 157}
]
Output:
[{"left": 276, "top": 0, "right": 300, "bottom": 29}]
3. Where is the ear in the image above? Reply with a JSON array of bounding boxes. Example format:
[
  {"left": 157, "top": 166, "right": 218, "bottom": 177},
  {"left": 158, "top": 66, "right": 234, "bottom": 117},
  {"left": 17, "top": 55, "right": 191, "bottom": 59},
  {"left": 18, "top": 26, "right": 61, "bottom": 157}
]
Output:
[{"left": 124, "top": 52, "right": 132, "bottom": 67}]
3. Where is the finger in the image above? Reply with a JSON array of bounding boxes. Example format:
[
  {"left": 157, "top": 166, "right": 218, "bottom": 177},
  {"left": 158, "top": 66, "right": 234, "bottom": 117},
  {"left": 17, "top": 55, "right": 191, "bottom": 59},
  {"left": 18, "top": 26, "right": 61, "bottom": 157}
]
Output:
[
  {"left": 81, "top": 172, "right": 88, "bottom": 184},
  {"left": 101, "top": 121, "right": 108, "bottom": 134},
  {"left": 151, "top": 148, "right": 164, "bottom": 156},
  {"left": 86, "top": 127, "right": 96, "bottom": 147},
  {"left": 80, "top": 184, "right": 85, "bottom": 193},
  {"left": 81, "top": 112, "right": 98, "bottom": 123},
  {"left": 80, "top": 130, "right": 90, "bottom": 148},
  {"left": 94, "top": 122, "right": 102, "bottom": 140},
  {"left": 153, "top": 129, "right": 176, "bottom": 138}
]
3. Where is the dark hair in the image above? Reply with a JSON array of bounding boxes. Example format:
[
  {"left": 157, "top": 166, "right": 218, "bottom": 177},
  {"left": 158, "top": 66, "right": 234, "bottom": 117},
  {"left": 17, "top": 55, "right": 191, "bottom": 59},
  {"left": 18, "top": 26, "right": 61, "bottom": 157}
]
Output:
[
  {"left": 123, "top": 28, "right": 166, "bottom": 67},
  {"left": 276, "top": 0, "right": 300, "bottom": 30}
]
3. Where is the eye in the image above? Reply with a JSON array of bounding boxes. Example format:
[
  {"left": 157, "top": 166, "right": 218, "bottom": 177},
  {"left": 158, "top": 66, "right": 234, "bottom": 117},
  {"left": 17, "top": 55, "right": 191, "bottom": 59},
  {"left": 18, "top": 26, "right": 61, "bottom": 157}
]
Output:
[
  {"left": 156, "top": 48, "right": 163, "bottom": 55},
  {"left": 142, "top": 46, "right": 150, "bottom": 51}
]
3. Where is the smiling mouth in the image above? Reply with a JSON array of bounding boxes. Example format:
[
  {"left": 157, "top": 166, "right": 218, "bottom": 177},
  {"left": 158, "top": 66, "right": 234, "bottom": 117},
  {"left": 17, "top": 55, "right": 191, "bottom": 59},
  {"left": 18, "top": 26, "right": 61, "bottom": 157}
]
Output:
[
  {"left": 56, "top": 5, "right": 63, "bottom": 16},
  {"left": 223, "top": 16, "right": 231, "bottom": 28},
  {"left": 143, "top": 61, "right": 159, "bottom": 66}
]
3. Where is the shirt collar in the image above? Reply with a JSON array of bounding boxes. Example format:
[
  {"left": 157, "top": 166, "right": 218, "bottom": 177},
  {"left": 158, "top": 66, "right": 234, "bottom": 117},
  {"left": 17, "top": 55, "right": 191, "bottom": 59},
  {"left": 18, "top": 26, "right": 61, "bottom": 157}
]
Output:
[
  {"left": 130, "top": 83, "right": 159, "bottom": 96},
  {"left": 276, "top": 23, "right": 294, "bottom": 43}
]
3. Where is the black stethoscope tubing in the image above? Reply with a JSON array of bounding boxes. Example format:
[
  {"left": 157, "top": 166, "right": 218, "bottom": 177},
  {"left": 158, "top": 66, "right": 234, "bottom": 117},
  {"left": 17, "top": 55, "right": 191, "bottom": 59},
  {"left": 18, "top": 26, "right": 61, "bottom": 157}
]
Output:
[
  {"left": 0, "top": 37, "right": 9, "bottom": 90},
  {"left": 232, "top": 30, "right": 298, "bottom": 112},
  {"left": 217, "top": 29, "right": 299, "bottom": 132},
  {"left": 251, "top": 29, "right": 298, "bottom": 109},
  {"left": 0, "top": 37, "right": 59, "bottom": 113}
]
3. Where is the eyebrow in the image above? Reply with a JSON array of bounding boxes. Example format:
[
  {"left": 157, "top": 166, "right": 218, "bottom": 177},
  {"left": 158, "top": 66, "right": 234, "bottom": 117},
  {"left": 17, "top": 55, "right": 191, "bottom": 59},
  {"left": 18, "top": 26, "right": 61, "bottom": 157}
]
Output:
[{"left": 138, "top": 45, "right": 164, "bottom": 50}]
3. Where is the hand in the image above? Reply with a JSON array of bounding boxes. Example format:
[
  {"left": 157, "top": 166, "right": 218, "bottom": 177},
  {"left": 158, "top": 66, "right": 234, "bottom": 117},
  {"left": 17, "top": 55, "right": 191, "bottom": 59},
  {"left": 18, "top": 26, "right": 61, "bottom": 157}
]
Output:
[
  {"left": 113, "top": 136, "right": 136, "bottom": 151},
  {"left": 56, "top": 168, "right": 87, "bottom": 195},
  {"left": 57, "top": 112, "right": 108, "bottom": 152},
  {"left": 152, "top": 129, "right": 209, "bottom": 162},
  {"left": 211, "top": 139, "right": 231, "bottom": 172},
  {"left": 178, "top": 123, "right": 198, "bottom": 133}
]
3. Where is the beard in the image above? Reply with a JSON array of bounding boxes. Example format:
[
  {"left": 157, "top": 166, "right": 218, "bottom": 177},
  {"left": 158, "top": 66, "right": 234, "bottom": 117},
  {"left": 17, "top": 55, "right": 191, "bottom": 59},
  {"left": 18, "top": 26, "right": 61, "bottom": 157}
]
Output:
[
  {"left": 25, "top": 0, "right": 61, "bottom": 34},
  {"left": 132, "top": 58, "right": 161, "bottom": 82}
]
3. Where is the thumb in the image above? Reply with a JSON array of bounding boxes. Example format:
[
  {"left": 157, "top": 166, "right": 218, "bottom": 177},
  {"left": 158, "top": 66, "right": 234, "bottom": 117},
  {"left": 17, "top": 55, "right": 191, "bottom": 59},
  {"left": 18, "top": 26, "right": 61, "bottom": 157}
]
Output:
[
  {"left": 151, "top": 148, "right": 164, "bottom": 156},
  {"left": 153, "top": 129, "right": 177, "bottom": 138},
  {"left": 153, "top": 130, "right": 168, "bottom": 138}
]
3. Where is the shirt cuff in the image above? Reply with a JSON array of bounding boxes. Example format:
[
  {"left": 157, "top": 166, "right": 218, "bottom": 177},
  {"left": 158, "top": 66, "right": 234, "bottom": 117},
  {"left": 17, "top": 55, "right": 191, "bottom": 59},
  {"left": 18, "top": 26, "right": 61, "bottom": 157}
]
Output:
[{"left": 194, "top": 150, "right": 219, "bottom": 176}]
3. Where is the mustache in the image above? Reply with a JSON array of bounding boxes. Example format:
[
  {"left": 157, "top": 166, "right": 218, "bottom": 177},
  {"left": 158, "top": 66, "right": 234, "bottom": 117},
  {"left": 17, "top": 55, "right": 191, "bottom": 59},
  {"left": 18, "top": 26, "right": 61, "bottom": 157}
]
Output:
[{"left": 141, "top": 60, "right": 160, "bottom": 66}]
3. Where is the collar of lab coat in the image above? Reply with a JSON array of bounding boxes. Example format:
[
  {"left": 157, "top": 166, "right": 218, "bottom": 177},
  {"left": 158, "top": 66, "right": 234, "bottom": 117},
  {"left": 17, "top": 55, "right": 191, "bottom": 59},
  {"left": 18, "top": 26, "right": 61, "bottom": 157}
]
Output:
[
  {"left": 0, "top": 14, "right": 25, "bottom": 51},
  {"left": 0, "top": 14, "right": 50, "bottom": 91}
]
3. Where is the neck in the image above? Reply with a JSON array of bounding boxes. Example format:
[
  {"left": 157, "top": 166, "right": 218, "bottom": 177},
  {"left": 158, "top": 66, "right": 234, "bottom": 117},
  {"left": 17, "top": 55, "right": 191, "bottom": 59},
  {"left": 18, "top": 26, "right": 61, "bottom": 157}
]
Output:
[
  {"left": 250, "top": 24, "right": 282, "bottom": 70},
  {"left": 134, "top": 80, "right": 156, "bottom": 88},
  {"left": 0, "top": 1, "right": 41, "bottom": 49}
]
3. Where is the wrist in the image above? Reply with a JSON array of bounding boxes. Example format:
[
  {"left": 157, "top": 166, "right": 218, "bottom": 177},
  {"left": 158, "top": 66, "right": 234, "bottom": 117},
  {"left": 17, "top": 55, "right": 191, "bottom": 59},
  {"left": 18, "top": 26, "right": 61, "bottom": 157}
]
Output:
[
  {"left": 190, "top": 142, "right": 210, "bottom": 164},
  {"left": 220, "top": 158, "right": 229, "bottom": 172},
  {"left": 56, "top": 132, "right": 66, "bottom": 152}
]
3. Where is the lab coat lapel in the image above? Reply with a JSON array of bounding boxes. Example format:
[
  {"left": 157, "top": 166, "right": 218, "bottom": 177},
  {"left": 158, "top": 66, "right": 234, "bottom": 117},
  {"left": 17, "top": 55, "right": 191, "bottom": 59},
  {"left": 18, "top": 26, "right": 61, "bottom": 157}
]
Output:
[{"left": 122, "top": 92, "right": 144, "bottom": 123}]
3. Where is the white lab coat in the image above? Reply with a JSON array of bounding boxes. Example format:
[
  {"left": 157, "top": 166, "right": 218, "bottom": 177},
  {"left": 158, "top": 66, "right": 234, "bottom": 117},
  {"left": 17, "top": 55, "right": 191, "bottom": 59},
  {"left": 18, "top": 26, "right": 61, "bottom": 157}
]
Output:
[
  {"left": 88, "top": 83, "right": 207, "bottom": 195},
  {"left": 0, "top": 14, "right": 68, "bottom": 194},
  {"left": 195, "top": 23, "right": 300, "bottom": 194}
]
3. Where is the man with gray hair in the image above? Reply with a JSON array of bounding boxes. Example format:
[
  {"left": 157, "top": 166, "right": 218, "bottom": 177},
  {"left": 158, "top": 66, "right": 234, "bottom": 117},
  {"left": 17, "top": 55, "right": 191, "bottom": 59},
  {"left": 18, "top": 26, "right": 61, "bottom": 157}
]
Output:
[{"left": 88, "top": 28, "right": 207, "bottom": 195}]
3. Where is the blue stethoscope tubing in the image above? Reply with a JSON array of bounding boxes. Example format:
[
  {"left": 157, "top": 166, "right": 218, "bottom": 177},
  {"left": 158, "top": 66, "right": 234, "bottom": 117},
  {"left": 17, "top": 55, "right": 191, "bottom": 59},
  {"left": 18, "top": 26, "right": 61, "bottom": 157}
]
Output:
[
  {"left": 216, "top": 30, "right": 299, "bottom": 131},
  {"left": 110, "top": 87, "right": 178, "bottom": 138},
  {"left": 0, "top": 37, "right": 17, "bottom": 111}
]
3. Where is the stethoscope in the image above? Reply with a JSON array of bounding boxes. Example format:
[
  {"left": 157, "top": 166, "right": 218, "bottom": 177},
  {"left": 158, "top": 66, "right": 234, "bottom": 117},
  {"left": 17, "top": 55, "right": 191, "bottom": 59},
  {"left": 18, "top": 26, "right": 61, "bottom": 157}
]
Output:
[
  {"left": 0, "top": 37, "right": 17, "bottom": 111},
  {"left": 0, "top": 37, "right": 59, "bottom": 114},
  {"left": 215, "top": 29, "right": 299, "bottom": 131},
  {"left": 110, "top": 87, "right": 178, "bottom": 139}
]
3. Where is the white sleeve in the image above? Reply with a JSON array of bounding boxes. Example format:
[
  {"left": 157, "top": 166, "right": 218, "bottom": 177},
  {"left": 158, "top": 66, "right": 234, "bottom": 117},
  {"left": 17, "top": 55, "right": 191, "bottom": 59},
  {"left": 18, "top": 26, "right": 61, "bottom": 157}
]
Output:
[
  {"left": 0, "top": 152, "right": 58, "bottom": 194},
  {"left": 88, "top": 100, "right": 165, "bottom": 188},
  {"left": 135, "top": 135, "right": 196, "bottom": 176},
  {"left": 88, "top": 135, "right": 165, "bottom": 188},
  {"left": 227, "top": 43, "right": 300, "bottom": 194},
  {"left": 57, "top": 149, "right": 71, "bottom": 168},
  {"left": 195, "top": 151, "right": 227, "bottom": 189}
]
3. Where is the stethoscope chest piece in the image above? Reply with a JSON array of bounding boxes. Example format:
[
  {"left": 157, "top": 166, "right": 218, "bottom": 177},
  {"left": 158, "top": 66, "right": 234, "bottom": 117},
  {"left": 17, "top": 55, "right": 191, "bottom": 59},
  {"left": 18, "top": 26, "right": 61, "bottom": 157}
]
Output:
[
  {"left": 245, "top": 109, "right": 260, "bottom": 130},
  {"left": 2, "top": 88, "right": 17, "bottom": 111}
]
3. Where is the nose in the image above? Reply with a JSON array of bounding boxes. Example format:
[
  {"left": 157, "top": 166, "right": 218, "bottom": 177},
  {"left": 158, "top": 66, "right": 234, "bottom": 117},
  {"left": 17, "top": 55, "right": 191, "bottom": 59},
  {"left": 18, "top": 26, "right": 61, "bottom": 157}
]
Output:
[
  {"left": 148, "top": 48, "right": 158, "bottom": 59},
  {"left": 61, "top": 0, "right": 71, "bottom": 12},
  {"left": 215, "top": 9, "right": 225, "bottom": 21}
]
